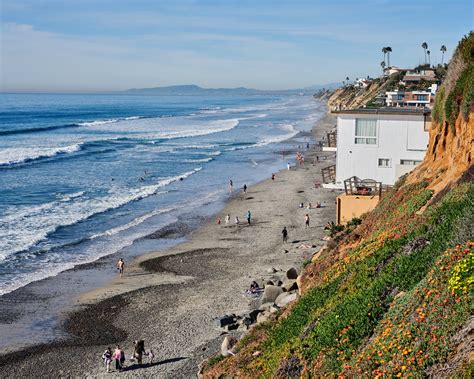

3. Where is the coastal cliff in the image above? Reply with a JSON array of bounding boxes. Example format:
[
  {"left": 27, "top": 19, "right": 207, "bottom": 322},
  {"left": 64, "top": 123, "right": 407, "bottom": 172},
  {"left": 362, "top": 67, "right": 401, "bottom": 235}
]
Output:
[{"left": 202, "top": 33, "right": 473, "bottom": 378}]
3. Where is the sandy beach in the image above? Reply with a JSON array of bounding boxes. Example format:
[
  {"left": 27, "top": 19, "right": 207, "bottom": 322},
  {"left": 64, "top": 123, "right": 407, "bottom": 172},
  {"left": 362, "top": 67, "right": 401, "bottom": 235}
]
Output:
[{"left": 0, "top": 113, "right": 338, "bottom": 378}]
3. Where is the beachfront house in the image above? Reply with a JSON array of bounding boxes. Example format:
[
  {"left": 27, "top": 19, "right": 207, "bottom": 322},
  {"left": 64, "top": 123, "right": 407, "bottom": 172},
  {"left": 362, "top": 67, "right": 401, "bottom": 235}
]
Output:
[{"left": 332, "top": 108, "right": 430, "bottom": 187}]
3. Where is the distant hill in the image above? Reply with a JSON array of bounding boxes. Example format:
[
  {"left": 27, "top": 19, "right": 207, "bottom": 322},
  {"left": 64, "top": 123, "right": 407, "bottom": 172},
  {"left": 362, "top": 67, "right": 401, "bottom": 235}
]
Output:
[{"left": 123, "top": 84, "right": 340, "bottom": 96}]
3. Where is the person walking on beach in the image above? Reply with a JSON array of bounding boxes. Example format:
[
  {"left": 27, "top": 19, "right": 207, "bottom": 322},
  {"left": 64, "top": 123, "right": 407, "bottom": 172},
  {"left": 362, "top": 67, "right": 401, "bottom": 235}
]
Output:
[
  {"left": 113, "top": 345, "right": 125, "bottom": 371},
  {"left": 271, "top": 173, "right": 275, "bottom": 181},
  {"left": 225, "top": 213, "right": 230, "bottom": 224},
  {"left": 247, "top": 210, "right": 252, "bottom": 225},
  {"left": 282, "top": 226, "right": 288, "bottom": 243},
  {"left": 287, "top": 162, "right": 291, "bottom": 170},
  {"left": 305, "top": 214, "right": 310, "bottom": 228},
  {"left": 133, "top": 340, "right": 146, "bottom": 366},
  {"left": 235, "top": 216, "right": 240, "bottom": 225},
  {"left": 243, "top": 184, "right": 247, "bottom": 194},
  {"left": 117, "top": 258, "right": 125, "bottom": 277},
  {"left": 102, "top": 347, "right": 112, "bottom": 373},
  {"left": 229, "top": 179, "right": 233, "bottom": 193},
  {"left": 147, "top": 349, "right": 155, "bottom": 365}
]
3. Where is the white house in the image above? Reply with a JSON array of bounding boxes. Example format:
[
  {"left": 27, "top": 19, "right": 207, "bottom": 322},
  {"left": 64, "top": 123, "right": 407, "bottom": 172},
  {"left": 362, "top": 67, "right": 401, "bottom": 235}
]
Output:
[
  {"left": 332, "top": 108, "right": 430, "bottom": 186},
  {"left": 354, "top": 78, "right": 373, "bottom": 88}
]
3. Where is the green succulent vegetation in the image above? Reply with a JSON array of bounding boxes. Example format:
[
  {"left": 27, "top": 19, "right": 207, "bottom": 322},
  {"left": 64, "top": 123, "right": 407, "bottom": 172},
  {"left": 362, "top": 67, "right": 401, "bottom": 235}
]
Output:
[
  {"left": 204, "top": 178, "right": 473, "bottom": 378},
  {"left": 433, "top": 32, "right": 474, "bottom": 126}
]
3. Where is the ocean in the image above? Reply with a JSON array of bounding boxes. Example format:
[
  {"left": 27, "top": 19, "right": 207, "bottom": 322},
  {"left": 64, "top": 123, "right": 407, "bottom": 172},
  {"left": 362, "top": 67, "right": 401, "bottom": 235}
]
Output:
[{"left": 0, "top": 93, "right": 325, "bottom": 297}]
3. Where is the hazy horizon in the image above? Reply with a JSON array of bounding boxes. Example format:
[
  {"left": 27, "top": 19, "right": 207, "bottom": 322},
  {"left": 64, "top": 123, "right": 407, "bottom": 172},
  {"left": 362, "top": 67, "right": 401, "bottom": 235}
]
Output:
[{"left": 1, "top": 0, "right": 472, "bottom": 92}]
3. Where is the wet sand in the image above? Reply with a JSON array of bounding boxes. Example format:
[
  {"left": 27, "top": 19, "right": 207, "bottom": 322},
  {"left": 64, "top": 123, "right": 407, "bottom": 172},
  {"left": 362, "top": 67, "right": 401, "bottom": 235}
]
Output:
[{"left": 0, "top": 114, "right": 338, "bottom": 378}]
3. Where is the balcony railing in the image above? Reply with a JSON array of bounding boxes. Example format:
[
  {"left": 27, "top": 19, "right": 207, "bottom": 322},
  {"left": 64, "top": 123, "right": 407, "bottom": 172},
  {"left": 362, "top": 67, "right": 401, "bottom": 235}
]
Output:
[{"left": 343, "top": 176, "right": 383, "bottom": 197}]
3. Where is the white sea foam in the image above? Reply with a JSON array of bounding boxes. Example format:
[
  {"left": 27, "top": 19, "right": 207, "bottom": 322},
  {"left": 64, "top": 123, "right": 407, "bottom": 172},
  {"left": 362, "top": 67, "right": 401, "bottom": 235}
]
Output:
[
  {"left": 224, "top": 124, "right": 298, "bottom": 151},
  {"left": 0, "top": 144, "right": 83, "bottom": 166},
  {"left": 90, "top": 197, "right": 171, "bottom": 239},
  {"left": 0, "top": 168, "right": 202, "bottom": 264},
  {"left": 183, "top": 157, "right": 214, "bottom": 163},
  {"left": 78, "top": 119, "right": 119, "bottom": 127},
  {"left": 78, "top": 116, "right": 143, "bottom": 127}
]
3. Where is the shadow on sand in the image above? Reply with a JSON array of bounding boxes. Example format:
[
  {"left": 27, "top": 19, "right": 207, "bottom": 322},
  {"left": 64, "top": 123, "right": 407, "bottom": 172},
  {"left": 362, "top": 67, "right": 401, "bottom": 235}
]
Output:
[{"left": 122, "top": 357, "right": 187, "bottom": 372}]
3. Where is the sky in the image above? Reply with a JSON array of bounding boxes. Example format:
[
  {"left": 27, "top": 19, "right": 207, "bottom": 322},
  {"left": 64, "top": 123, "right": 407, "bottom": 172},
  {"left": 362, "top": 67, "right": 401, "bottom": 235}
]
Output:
[{"left": 0, "top": 0, "right": 472, "bottom": 92}]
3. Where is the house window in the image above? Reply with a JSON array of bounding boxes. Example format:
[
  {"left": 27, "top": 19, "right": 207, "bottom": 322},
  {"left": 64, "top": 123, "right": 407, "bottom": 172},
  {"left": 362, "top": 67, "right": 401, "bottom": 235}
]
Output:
[
  {"left": 397, "top": 94, "right": 404, "bottom": 100},
  {"left": 355, "top": 119, "right": 377, "bottom": 145},
  {"left": 378, "top": 158, "right": 391, "bottom": 167},
  {"left": 400, "top": 159, "right": 422, "bottom": 165},
  {"left": 416, "top": 95, "right": 427, "bottom": 101}
]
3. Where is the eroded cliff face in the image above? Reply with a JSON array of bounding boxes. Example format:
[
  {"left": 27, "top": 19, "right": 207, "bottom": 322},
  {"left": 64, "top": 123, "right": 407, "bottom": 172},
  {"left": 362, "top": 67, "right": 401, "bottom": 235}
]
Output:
[
  {"left": 407, "top": 35, "right": 474, "bottom": 193},
  {"left": 408, "top": 112, "right": 473, "bottom": 193}
]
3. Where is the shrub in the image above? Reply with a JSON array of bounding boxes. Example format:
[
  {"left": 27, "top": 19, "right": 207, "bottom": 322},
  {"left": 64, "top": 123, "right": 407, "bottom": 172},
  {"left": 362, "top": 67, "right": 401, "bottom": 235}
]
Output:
[{"left": 448, "top": 251, "right": 473, "bottom": 295}]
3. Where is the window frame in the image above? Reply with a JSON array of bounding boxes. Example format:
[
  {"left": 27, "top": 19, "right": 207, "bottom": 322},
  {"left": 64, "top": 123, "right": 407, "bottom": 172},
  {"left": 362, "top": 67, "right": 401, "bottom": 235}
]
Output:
[
  {"left": 354, "top": 118, "right": 377, "bottom": 145},
  {"left": 378, "top": 158, "right": 391, "bottom": 168}
]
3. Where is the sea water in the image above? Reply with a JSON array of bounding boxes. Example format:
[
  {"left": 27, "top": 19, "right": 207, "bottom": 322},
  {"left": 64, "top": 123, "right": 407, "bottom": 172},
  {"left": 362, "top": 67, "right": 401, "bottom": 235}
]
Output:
[{"left": 0, "top": 93, "right": 324, "bottom": 297}]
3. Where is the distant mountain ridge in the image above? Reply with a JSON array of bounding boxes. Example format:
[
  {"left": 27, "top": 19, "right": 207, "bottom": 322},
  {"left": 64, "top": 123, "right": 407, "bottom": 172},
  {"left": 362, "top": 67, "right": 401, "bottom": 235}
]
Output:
[{"left": 124, "top": 84, "right": 339, "bottom": 95}]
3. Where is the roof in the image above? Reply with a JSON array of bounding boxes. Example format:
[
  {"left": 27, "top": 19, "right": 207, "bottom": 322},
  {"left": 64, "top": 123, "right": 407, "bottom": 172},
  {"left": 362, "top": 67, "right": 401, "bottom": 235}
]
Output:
[{"left": 332, "top": 107, "right": 431, "bottom": 116}]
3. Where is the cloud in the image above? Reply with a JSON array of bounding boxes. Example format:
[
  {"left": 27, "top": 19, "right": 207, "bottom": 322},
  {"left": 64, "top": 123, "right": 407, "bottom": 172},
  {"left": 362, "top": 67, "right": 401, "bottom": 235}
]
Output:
[{"left": 0, "top": 22, "right": 310, "bottom": 91}]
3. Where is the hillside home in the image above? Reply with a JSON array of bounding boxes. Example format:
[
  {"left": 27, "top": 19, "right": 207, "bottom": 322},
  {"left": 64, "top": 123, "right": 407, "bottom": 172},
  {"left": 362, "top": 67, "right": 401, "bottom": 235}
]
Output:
[
  {"left": 332, "top": 108, "right": 430, "bottom": 187},
  {"left": 402, "top": 68, "right": 436, "bottom": 84},
  {"left": 383, "top": 66, "right": 407, "bottom": 76},
  {"left": 385, "top": 84, "right": 438, "bottom": 108},
  {"left": 354, "top": 78, "right": 373, "bottom": 88}
]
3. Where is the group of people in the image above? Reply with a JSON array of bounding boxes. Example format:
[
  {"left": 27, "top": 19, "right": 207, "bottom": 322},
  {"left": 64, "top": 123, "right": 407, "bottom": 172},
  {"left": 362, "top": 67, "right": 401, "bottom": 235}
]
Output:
[
  {"left": 218, "top": 211, "right": 252, "bottom": 226},
  {"left": 296, "top": 151, "right": 305, "bottom": 166},
  {"left": 101, "top": 341, "right": 154, "bottom": 373},
  {"left": 299, "top": 201, "right": 321, "bottom": 209}
]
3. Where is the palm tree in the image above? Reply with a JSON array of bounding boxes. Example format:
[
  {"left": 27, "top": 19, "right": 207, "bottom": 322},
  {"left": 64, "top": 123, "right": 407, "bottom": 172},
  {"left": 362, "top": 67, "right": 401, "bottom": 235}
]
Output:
[
  {"left": 382, "top": 47, "right": 388, "bottom": 65},
  {"left": 386, "top": 46, "right": 392, "bottom": 67},
  {"left": 421, "top": 42, "right": 428, "bottom": 64},
  {"left": 380, "top": 61, "right": 386, "bottom": 75},
  {"left": 440, "top": 45, "right": 447, "bottom": 64},
  {"left": 427, "top": 50, "right": 431, "bottom": 66}
]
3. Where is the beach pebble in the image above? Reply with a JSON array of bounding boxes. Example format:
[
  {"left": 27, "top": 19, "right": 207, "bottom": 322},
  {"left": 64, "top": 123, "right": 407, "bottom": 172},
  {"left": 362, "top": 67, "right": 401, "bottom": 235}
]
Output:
[
  {"left": 286, "top": 267, "right": 298, "bottom": 280},
  {"left": 266, "top": 267, "right": 277, "bottom": 274},
  {"left": 260, "top": 285, "right": 283, "bottom": 305}
]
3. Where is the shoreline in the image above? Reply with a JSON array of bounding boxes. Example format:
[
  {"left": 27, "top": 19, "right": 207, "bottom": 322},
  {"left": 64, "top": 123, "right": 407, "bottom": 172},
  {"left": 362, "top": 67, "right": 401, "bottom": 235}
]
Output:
[{"left": 0, "top": 112, "right": 339, "bottom": 377}]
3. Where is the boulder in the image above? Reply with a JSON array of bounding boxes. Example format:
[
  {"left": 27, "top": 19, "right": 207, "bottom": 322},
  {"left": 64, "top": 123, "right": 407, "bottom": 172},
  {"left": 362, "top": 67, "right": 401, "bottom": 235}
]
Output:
[
  {"left": 260, "top": 285, "right": 283, "bottom": 305},
  {"left": 286, "top": 267, "right": 298, "bottom": 280},
  {"left": 266, "top": 280, "right": 275, "bottom": 286},
  {"left": 259, "top": 302, "right": 274, "bottom": 312},
  {"left": 269, "top": 305, "right": 280, "bottom": 314},
  {"left": 217, "top": 315, "right": 237, "bottom": 328},
  {"left": 248, "top": 309, "right": 263, "bottom": 323},
  {"left": 282, "top": 280, "right": 298, "bottom": 292},
  {"left": 256, "top": 312, "right": 270, "bottom": 324},
  {"left": 276, "top": 292, "right": 298, "bottom": 307},
  {"left": 275, "top": 292, "right": 289, "bottom": 305},
  {"left": 225, "top": 323, "right": 239, "bottom": 331},
  {"left": 296, "top": 275, "right": 303, "bottom": 295},
  {"left": 221, "top": 336, "right": 238, "bottom": 357}
]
